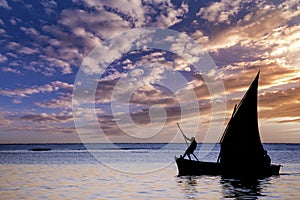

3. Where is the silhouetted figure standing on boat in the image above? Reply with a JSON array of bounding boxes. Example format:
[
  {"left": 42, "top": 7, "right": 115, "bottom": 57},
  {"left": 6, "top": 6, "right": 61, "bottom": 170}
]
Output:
[
  {"left": 264, "top": 150, "right": 271, "bottom": 166},
  {"left": 183, "top": 136, "right": 198, "bottom": 160}
]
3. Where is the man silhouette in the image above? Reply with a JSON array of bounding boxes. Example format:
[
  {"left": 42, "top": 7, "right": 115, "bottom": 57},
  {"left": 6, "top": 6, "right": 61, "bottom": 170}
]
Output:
[
  {"left": 183, "top": 136, "right": 198, "bottom": 160},
  {"left": 264, "top": 150, "right": 271, "bottom": 166}
]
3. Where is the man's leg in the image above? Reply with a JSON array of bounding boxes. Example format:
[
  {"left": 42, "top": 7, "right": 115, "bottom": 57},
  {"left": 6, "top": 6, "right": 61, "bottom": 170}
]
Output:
[
  {"left": 187, "top": 154, "right": 191, "bottom": 160},
  {"left": 192, "top": 153, "right": 199, "bottom": 161}
]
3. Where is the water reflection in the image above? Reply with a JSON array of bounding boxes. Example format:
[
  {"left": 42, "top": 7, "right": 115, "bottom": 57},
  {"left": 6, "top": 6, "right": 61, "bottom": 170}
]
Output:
[
  {"left": 176, "top": 176, "right": 223, "bottom": 199},
  {"left": 176, "top": 176, "right": 199, "bottom": 199},
  {"left": 220, "top": 177, "right": 270, "bottom": 199},
  {"left": 176, "top": 175, "right": 273, "bottom": 199}
]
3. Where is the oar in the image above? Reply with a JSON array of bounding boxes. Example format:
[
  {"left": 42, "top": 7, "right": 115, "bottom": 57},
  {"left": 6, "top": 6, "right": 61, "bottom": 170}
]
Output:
[{"left": 177, "top": 123, "right": 189, "bottom": 147}]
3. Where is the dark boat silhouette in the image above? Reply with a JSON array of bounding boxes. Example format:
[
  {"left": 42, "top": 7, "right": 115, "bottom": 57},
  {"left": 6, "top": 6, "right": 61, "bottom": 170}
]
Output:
[
  {"left": 30, "top": 148, "right": 51, "bottom": 151},
  {"left": 176, "top": 72, "right": 281, "bottom": 178}
]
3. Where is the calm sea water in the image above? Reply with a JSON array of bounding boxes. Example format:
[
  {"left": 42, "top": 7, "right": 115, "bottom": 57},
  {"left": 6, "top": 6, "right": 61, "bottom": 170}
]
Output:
[{"left": 0, "top": 143, "right": 299, "bottom": 199}]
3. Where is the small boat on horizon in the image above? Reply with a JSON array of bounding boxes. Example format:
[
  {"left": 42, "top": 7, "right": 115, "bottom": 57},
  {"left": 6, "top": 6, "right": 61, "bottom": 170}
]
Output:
[
  {"left": 176, "top": 72, "right": 281, "bottom": 178},
  {"left": 30, "top": 147, "right": 52, "bottom": 151}
]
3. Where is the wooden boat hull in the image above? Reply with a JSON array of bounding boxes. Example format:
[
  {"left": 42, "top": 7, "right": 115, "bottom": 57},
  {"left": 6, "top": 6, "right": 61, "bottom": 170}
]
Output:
[
  {"left": 176, "top": 156, "right": 221, "bottom": 176},
  {"left": 175, "top": 157, "right": 281, "bottom": 178}
]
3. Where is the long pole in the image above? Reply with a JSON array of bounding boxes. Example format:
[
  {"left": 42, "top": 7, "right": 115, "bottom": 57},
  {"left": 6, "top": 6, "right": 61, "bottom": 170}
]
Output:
[{"left": 177, "top": 123, "right": 189, "bottom": 147}]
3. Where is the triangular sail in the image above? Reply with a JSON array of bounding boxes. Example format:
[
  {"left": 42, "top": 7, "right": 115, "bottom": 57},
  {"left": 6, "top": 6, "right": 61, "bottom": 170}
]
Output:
[{"left": 218, "top": 72, "right": 265, "bottom": 171}]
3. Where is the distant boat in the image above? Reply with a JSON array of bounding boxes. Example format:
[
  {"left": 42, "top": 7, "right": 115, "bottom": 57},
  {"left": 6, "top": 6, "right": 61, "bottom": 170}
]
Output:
[
  {"left": 176, "top": 72, "right": 281, "bottom": 178},
  {"left": 30, "top": 148, "right": 51, "bottom": 151}
]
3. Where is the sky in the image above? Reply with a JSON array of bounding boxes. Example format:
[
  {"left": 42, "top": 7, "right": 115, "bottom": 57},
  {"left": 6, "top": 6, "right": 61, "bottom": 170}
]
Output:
[{"left": 0, "top": 0, "right": 299, "bottom": 144}]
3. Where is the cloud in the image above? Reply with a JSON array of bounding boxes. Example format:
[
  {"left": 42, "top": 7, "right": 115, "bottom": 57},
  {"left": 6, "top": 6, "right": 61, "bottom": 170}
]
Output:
[
  {"left": 20, "top": 112, "right": 73, "bottom": 124},
  {"left": 175, "top": 73, "right": 209, "bottom": 101},
  {"left": 0, "top": 0, "right": 11, "bottom": 10},
  {"left": 1, "top": 0, "right": 299, "bottom": 143},
  {"left": 58, "top": 7, "right": 131, "bottom": 41},
  {"left": 0, "top": 81, "right": 73, "bottom": 98},
  {"left": 129, "top": 84, "right": 178, "bottom": 106},
  {"left": 35, "top": 94, "right": 72, "bottom": 109},
  {"left": 20, "top": 26, "right": 40, "bottom": 38},
  {"left": 0, "top": 110, "right": 12, "bottom": 128},
  {"left": 92, "top": 46, "right": 193, "bottom": 106},
  {"left": 0, "top": 53, "right": 8, "bottom": 62},
  {"left": 77, "top": 0, "right": 188, "bottom": 28},
  {"left": 9, "top": 17, "right": 21, "bottom": 25},
  {"left": 195, "top": 0, "right": 300, "bottom": 54},
  {"left": 41, "top": 0, "right": 57, "bottom": 14},
  {"left": 51, "top": 81, "right": 73, "bottom": 90},
  {"left": 0, "top": 85, "right": 54, "bottom": 97},
  {"left": 78, "top": 0, "right": 145, "bottom": 26},
  {"left": 34, "top": 81, "right": 73, "bottom": 110},
  {"left": 259, "top": 86, "right": 300, "bottom": 120},
  {"left": 275, "top": 117, "right": 300, "bottom": 124},
  {"left": 222, "top": 61, "right": 298, "bottom": 89},
  {"left": 221, "top": 66, "right": 300, "bottom": 125},
  {"left": 267, "top": 24, "right": 300, "bottom": 69},
  {"left": 39, "top": 55, "right": 72, "bottom": 74},
  {"left": 144, "top": 0, "right": 189, "bottom": 27},
  {"left": 18, "top": 46, "right": 38, "bottom": 55},
  {"left": 93, "top": 67, "right": 216, "bottom": 135},
  {"left": 191, "top": 0, "right": 300, "bottom": 112},
  {"left": 12, "top": 99, "right": 22, "bottom": 104},
  {"left": 0, "top": 110, "right": 77, "bottom": 139},
  {"left": 6, "top": 42, "right": 21, "bottom": 50},
  {"left": 2, "top": 0, "right": 189, "bottom": 77},
  {"left": 1, "top": 67, "right": 21, "bottom": 74},
  {"left": 197, "top": 0, "right": 245, "bottom": 24},
  {"left": 5, "top": 25, "right": 79, "bottom": 77},
  {"left": 57, "top": 0, "right": 188, "bottom": 50},
  {"left": 18, "top": 26, "right": 77, "bottom": 75}
]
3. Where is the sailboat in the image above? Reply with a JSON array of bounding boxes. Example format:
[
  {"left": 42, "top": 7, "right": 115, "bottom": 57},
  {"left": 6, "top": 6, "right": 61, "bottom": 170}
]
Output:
[{"left": 176, "top": 72, "right": 281, "bottom": 178}]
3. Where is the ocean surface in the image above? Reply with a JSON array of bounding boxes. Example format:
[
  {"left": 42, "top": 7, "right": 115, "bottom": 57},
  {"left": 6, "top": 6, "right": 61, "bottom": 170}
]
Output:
[{"left": 0, "top": 143, "right": 299, "bottom": 199}]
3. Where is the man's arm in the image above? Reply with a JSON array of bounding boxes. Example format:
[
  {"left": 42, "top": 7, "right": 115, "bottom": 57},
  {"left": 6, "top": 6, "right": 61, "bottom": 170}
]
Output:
[{"left": 183, "top": 134, "right": 192, "bottom": 142}]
